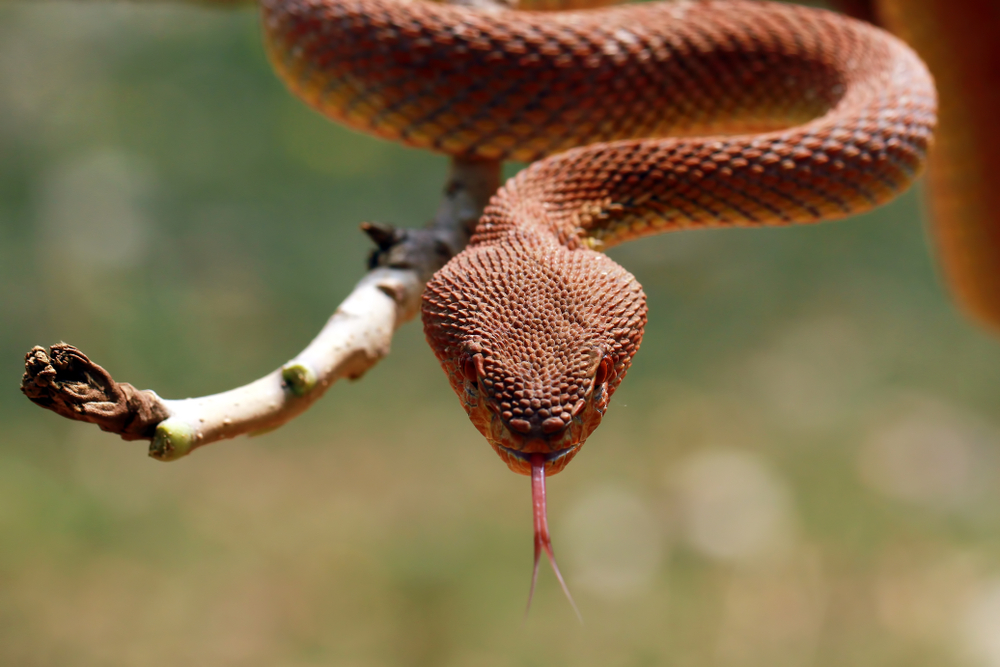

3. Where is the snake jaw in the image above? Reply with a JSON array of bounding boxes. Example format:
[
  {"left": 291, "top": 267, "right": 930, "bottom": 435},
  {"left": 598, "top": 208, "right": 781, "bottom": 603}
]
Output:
[{"left": 493, "top": 441, "right": 583, "bottom": 476}]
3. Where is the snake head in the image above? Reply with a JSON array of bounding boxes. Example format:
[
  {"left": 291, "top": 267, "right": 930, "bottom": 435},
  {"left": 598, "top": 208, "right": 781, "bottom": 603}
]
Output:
[{"left": 422, "top": 235, "right": 647, "bottom": 476}]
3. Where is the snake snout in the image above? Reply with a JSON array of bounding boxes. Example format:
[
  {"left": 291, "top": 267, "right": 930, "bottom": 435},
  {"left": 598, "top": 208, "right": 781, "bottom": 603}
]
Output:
[
  {"left": 505, "top": 412, "right": 571, "bottom": 439},
  {"left": 487, "top": 406, "right": 586, "bottom": 476},
  {"left": 497, "top": 408, "right": 576, "bottom": 454}
]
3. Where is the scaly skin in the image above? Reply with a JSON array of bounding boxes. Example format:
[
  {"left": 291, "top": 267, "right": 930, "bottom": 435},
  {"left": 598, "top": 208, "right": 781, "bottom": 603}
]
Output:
[{"left": 262, "top": 0, "right": 937, "bottom": 476}]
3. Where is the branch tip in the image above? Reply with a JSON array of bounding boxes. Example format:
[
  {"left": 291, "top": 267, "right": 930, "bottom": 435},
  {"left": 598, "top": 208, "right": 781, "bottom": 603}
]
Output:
[{"left": 20, "top": 343, "right": 167, "bottom": 441}]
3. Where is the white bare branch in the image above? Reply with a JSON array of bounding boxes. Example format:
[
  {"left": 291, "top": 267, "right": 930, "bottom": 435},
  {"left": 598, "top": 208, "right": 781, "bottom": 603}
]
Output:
[
  {"left": 21, "top": 158, "right": 501, "bottom": 460},
  {"left": 151, "top": 157, "right": 500, "bottom": 459}
]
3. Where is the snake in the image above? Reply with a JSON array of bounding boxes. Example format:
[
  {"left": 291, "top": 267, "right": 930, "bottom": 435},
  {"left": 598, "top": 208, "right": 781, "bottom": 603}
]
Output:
[{"left": 261, "top": 0, "right": 936, "bottom": 608}]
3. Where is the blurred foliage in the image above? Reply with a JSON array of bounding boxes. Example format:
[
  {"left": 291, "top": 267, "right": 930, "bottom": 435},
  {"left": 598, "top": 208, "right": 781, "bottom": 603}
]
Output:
[{"left": 3, "top": 2, "right": 1000, "bottom": 667}]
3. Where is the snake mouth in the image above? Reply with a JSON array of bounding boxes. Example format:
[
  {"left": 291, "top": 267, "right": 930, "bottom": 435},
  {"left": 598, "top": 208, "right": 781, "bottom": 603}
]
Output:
[
  {"left": 498, "top": 443, "right": 579, "bottom": 464},
  {"left": 493, "top": 442, "right": 583, "bottom": 476}
]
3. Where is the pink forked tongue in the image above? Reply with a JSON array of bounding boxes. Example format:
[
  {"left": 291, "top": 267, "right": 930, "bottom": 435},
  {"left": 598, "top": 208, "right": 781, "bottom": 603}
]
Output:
[{"left": 526, "top": 454, "right": 582, "bottom": 623}]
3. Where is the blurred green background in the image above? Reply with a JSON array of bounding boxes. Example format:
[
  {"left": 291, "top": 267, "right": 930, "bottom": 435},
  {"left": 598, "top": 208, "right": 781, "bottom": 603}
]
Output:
[{"left": 3, "top": 2, "right": 1000, "bottom": 666}]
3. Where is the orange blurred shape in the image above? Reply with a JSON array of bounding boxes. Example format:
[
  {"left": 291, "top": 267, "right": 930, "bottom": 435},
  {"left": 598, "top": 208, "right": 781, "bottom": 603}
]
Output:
[{"left": 839, "top": 0, "right": 1000, "bottom": 333}]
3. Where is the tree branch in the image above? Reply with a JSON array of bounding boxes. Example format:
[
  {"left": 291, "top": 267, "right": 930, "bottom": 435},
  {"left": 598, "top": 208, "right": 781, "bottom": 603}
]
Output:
[{"left": 21, "top": 157, "right": 500, "bottom": 460}]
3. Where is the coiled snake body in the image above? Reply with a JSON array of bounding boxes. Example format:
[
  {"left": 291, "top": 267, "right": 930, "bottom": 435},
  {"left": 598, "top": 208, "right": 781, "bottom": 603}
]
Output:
[{"left": 262, "top": 0, "right": 936, "bottom": 606}]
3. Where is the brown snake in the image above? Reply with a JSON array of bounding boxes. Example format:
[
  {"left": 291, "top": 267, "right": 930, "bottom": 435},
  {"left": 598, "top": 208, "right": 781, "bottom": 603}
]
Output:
[{"left": 262, "top": 0, "right": 939, "bottom": 610}]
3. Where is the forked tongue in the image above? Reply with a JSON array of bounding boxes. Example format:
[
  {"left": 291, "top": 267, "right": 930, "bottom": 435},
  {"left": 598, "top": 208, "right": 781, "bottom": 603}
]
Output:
[{"left": 525, "top": 453, "right": 582, "bottom": 623}]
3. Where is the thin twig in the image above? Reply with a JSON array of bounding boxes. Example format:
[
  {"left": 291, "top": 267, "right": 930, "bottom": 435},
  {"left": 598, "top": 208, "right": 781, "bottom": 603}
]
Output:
[{"left": 21, "top": 157, "right": 501, "bottom": 460}]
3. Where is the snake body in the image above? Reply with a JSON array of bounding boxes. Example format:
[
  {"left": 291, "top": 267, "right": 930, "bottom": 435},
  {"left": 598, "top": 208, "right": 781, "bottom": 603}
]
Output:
[{"left": 262, "top": 0, "right": 936, "bottom": 476}]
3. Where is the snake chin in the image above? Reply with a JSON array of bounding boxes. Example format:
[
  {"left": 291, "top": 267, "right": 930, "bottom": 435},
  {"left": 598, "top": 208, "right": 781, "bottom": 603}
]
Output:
[{"left": 492, "top": 441, "right": 582, "bottom": 476}]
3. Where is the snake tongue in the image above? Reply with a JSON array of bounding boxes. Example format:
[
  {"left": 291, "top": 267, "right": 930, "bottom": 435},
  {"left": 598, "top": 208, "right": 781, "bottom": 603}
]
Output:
[{"left": 526, "top": 453, "right": 582, "bottom": 623}]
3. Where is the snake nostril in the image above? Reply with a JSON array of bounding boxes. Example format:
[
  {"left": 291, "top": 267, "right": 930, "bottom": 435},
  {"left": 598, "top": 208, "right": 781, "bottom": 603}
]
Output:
[{"left": 541, "top": 416, "right": 567, "bottom": 434}]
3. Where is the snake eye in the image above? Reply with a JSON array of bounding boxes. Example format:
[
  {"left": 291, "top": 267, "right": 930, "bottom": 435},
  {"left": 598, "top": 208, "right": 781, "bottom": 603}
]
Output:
[
  {"left": 462, "top": 356, "right": 479, "bottom": 385},
  {"left": 594, "top": 357, "right": 612, "bottom": 386}
]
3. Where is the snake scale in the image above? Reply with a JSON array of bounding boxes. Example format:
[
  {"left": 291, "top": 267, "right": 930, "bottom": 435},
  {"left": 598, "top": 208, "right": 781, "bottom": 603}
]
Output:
[{"left": 262, "top": 0, "right": 936, "bottom": 605}]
